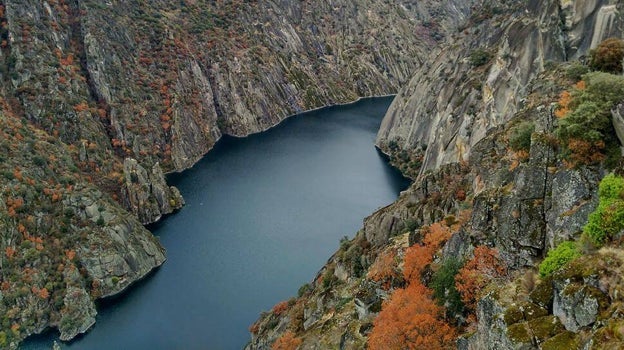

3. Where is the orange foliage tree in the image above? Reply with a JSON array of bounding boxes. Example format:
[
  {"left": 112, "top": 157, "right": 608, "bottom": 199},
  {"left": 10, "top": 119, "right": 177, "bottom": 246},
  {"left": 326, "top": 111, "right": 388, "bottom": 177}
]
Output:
[
  {"left": 368, "top": 284, "right": 457, "bottom": 350},
  {"left": 403, "top": 222, "right": 450, "bottom": 282},
  {"left": 590, "top": 37, "right": 624, "bottom": 73},
  {"left": 272, "top": 331, "right": 302, "bottom": 350},
  {"left": 272, "top": 300, "right": 289, "bottom": 316},
  {"left": 369, "top": 221, "right": 456, "bottom": 350},
  {"left": 455, "top": 246, "right": 507, "bottom": 313},
  {"left": 367, "top": 250, "right": 399, "bottom": 289}
]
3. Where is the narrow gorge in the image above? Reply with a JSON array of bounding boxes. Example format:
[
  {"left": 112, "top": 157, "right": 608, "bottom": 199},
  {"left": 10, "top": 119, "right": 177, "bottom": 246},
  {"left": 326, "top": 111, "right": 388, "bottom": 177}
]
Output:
[{"left": 0, "top": 0, "right": 623, "bottom": 349}]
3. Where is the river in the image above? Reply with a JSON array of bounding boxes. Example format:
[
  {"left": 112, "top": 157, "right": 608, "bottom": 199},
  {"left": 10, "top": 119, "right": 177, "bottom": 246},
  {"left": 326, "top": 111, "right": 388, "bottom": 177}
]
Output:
[{"left": 24, "top": 96, "right": 409, "bottom": 349}]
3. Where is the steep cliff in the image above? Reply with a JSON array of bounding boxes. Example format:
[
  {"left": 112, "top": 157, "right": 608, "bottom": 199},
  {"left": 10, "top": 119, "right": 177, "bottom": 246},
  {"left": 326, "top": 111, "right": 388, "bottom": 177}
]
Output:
[
  {"left": 0, "top": 104, "right": 165, "bottom": 347},
  {"left": 376, "top": 0, "right": 622, "bottom": 176}
]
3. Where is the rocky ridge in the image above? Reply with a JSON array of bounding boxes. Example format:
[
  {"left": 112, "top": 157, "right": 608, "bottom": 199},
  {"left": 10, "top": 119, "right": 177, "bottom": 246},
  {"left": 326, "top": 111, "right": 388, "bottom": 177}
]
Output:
[{"left": 376, "top": 0, "right": 622, "bottom": 175}]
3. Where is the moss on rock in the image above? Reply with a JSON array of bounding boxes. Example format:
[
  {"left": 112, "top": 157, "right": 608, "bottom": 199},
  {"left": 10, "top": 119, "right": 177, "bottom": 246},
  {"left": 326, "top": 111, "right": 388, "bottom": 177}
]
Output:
[
  {"left": 540, "top": 331, "right": 581, "bottom": 350},
  {"left": 503, "top": 305, "right": 524, "bottom": 326},
  {"left": 527, "top": 315, "right": 564, "bottom": 341},
  {"left": 507, "top": 322, "right": 532, "bottom": 343},
  {"left": 529, "top": 278, "right": 553, "bottom": 309}
]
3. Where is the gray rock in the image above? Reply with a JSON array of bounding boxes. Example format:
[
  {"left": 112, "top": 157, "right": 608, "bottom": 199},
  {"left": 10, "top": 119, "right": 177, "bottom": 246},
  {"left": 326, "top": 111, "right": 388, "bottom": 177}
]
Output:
[
  {"left": 377, "top": 0, "right": 624, "bottom": 176},
  {"left": 58, "top": 287, "right": 96, "bottom": 341},
  {"left": 611, "top": 103, "right": 624, "bottom": 155},
  {"left": 121, "top": 158, "right": 184, "bottom": 224},
  {"left": 553, "top": 282, "right": 604, "bottom": 332},
  {"left": 546, "top": 168, "right": 601, "bottom": 248}
]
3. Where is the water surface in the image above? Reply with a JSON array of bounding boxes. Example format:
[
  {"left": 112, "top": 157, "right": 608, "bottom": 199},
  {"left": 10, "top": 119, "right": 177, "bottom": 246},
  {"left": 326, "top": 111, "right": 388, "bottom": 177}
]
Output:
[{"left": 26, "top": 96, "right": 409, "bottom": 349}]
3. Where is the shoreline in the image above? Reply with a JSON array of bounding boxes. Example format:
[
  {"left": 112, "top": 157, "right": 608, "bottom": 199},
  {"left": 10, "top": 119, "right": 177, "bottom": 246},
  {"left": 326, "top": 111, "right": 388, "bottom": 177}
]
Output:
[{"left": 165, "top": 94, "right": 398, "bottom": 176}]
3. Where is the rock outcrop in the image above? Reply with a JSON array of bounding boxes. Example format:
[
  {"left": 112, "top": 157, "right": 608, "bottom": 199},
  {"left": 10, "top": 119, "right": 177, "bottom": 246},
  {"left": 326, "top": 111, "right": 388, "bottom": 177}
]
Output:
[
  {"left": 611, "top": 103, "right": 624, "bottom": 154},
  {"left": 121, "top": 158, "right": 183, "bottom": 224},
  {"left": 465, "top": 249, "right": 620, "bottom": 350},
  {"left": 0, "top": 111, "right": 165, "bottom": 348},
  {"left": 376, "top": 0, "right": 623, "bottom": 176}
]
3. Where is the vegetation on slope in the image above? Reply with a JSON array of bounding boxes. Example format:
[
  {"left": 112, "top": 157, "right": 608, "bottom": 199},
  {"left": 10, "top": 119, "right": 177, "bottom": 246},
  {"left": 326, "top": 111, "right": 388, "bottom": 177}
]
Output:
[{"left": 252, "top": 36, "right": 624, "bottom": 349}]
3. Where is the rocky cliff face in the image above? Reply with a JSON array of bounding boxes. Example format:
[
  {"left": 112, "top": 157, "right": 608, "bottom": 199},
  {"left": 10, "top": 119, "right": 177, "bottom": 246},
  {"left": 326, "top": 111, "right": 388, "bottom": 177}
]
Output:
[
  {"left": 0, "top": 107, "right": 165, "bottom": 347},
  {"left": 13, "top": 0, "right": 464, "bottom": 173},
  {"left": 376, "top": 0, "right": 622, "bottom": 175}
]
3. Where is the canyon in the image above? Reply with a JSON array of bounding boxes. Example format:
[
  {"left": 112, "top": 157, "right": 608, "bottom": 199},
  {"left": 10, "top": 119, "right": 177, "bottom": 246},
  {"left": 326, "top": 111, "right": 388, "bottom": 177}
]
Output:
[{"left": 0, "top": 0, "right": 623, "bottom": 349}]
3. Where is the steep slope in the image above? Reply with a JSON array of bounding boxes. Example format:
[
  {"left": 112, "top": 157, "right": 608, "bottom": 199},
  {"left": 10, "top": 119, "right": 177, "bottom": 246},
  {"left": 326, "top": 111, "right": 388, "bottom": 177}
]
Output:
[
  {"left": 0, "top": 101, "right": 165, "bottom": 347},
  {"left": 376, "top": 0, "right": 622, "bottom": 176}
]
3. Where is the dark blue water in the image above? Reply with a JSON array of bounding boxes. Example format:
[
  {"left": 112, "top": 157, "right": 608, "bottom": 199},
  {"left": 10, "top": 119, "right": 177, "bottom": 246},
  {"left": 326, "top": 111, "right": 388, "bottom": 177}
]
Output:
[{"left": 25, "top": 97, "right": 408, "bottom": 349}]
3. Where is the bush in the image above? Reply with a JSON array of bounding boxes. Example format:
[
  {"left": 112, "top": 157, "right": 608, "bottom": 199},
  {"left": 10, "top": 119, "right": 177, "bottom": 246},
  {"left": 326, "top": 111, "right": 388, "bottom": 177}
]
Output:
[
  {"left": 297, "top": 283, "right": 311, "bottom": 297},
  {"left": 589, "top": 38, "right": 624, "bottom": 74},
  {"left": 368, "top": 283, "right": 457, "bottom": 350},
  {"left": 566, "top": 62, "right": 590, "bottom": 82},
  {"left": 556, "top": 72, "right": 624, "bottom": 166},
  {"left": 539, "top": 241, "right": 581, "bottom": 277},
  {"left": 431, "top": 257, "right": 464, "bottom": 318},
  {"left": 455, "top": 246, "right": 507, "bottom": 312},
  {"left": 509, "top": 121, "right": 535, "bottom": 152},
  {"left": 583, "top": 173, "right": 624, "bottom": 245},
  {"left": 469, "top": 49, "right": 492, "bottom": 67}
]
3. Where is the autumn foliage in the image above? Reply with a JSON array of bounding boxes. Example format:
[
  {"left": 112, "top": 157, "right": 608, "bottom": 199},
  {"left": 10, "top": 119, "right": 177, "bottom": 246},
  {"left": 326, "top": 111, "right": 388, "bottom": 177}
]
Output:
[
  {"left": 455, "top": 246, "right": 507, "bottom": 313},
  {"left": 272, "top": 300, "right": 289, "bottom": 316},
  {"left": 367, "top": 250, "right": 399, "bottom": 289},
  {"left": 368, "top": 284, "right": 457, "bottom": 350},
  {"left": 272, "top": 331, "right": 302, "bottom": 350},
  {"left": 403, "top": 223, "right": 450, "bottom": 282},
  {"left": 589, "top": 37, "right": 624, "bottom": 74},
  {"left": 369, "top": 222, "right": 456, "bottom": 350}
]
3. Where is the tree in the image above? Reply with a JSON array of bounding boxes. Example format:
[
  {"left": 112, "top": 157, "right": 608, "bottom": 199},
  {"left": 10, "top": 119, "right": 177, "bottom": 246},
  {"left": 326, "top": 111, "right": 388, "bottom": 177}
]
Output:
[
  {"left": 370, "top": 221, "right": 457, "bottom": 349},
  {"left": 402, "top": 222, "right": 450, "bottom": 283},
  {"left": 455, "top": 246, "right": 507, "bottom": 312},
  {"left": 555, "top": 72, "right": 624, "bottom": 166},
  {"left": 368, "top": 284, "right": 457, "bottom": 350},
  {"left": 367, "top": 250, "right": 400, "bottom": 289},
  {"left": 590, "top": 38, "right": 624, "bottom": 74},
  {"left": 431, "top": 258, "right": 464, "bottom": 318},
  {"left": 403, "top": 244, "right": 433, "bottom": 283}
]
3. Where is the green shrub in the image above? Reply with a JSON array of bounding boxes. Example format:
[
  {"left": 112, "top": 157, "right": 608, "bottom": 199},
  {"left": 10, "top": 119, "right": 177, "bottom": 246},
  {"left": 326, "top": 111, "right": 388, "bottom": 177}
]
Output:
[
  {"left": 32, "top": 155, "right": 46, "bottom": 166},
  {"left": 566, "top": 62, "right": 589, "bottom": 82},
  {"left": 431, "top": 258, "right": 464, "bottom": 318},
  {"left": 583, "top": 173, "right": 624, "bottom": 245},
  {"left": 509, "top": 121, "right": 535, "bottom": 152},
  {"left": 539, "top": 241, "right": 581, "bottom": 277},
  {"left": 297, "top": 283, "right": 311, "bottom": 297},
  {"left": 469, "top": 49, "right": 492, "bottom": 67},
  {"left": 556, "top": 72, "right": 624, "bottom": 166}
]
